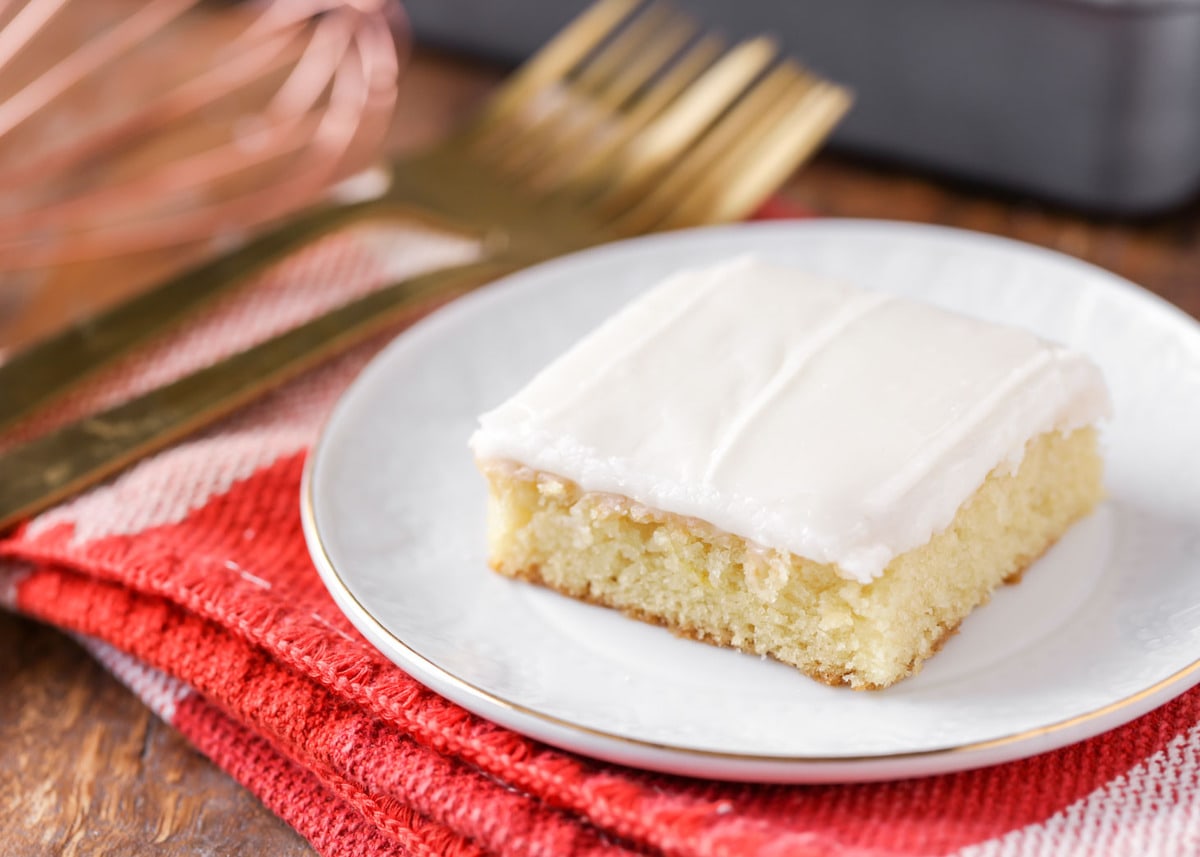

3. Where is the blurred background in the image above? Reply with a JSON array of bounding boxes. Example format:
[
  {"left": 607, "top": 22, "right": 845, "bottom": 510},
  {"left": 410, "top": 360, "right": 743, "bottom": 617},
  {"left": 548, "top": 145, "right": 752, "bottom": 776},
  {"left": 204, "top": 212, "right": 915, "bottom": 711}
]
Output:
[
  {"left": 409, "top": 0, "right": 1200, "bottom": 216},
  {"left": 0, "top": 0, "right": 403, "bottom": 349},
  {"left": 2, "top": 0, "right": 1199, "bottom": 346}
]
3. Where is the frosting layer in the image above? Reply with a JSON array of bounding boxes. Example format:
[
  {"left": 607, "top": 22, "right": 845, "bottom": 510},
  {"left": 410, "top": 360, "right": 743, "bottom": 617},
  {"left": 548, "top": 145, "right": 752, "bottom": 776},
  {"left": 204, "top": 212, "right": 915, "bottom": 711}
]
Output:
[{"left": 469, "top": 257, "right": 1111, "bottom": 582}]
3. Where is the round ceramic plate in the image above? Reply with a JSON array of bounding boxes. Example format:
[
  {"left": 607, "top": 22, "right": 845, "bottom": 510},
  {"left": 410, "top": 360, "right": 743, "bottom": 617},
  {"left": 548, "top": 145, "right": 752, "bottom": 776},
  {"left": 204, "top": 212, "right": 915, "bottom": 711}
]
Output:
[{"left": 302, "top": 220, "right": 1200, "bottom": 783}]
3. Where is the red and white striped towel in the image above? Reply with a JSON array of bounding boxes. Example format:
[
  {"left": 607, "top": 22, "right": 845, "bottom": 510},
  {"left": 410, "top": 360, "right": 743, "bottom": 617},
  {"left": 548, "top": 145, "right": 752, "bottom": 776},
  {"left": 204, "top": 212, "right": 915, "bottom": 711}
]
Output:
[{"left": 4, "top": 217, "right": 1200, "bottom": 857}]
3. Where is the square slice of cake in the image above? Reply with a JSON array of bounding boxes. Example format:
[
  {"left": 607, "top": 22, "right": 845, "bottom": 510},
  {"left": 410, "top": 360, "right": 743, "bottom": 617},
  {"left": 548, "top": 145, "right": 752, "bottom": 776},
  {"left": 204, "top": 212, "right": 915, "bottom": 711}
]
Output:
[{"left": 469, "top": 257, "right": 1111, "bottom": 689}]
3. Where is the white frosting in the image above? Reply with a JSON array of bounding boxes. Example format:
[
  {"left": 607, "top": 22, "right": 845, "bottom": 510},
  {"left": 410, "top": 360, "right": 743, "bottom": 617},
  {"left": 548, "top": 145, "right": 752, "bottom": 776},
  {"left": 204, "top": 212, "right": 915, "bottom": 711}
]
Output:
[{"left": 470, "top": 257, "right": 1112, "bottom": 583}]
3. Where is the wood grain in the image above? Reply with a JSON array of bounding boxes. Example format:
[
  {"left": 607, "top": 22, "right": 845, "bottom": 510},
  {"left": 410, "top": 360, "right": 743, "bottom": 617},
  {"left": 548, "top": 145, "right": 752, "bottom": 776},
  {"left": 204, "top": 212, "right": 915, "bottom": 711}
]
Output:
[
  {"left": 786, "top": 155, "right": 1200, "bottom": 320},
  {"left": 3, "top": 40, "right": 1200, "bottom": 857},
  {"left": 0, "top": 612, "right": 312, "bottom": 856}
]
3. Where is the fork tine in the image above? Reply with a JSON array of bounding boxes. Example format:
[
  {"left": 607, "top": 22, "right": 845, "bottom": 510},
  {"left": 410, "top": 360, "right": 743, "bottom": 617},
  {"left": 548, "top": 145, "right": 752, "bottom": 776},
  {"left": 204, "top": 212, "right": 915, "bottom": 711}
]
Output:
[
  {"left": 591, "top": 36, "right": 778, "bottom": 216},
  {"left": 549, "top": 34, "right": 723, "bottom": 197},
  {"left": 656, "top": 80, "right": 852, "bottom": 229},
  {"left": 506, "top": 13, "right": 698, "bottom": 186},
  {"left": 412, "top": 0, "right": 847, "bottom": 245},
  {"left": 570, "top": 4, "right": 673, "bottom": 100},
  {"left": 608, "top": 61, "right": 800, "bottom": 235},
  {"left": 485, "top": 3, "right": 678, "bottom": 172},
  {"left": 464, "top": 0, "right": 639, "bottom": 142},
  {"left": 576, "top": 14, "right": 697, "bottom": 112}
]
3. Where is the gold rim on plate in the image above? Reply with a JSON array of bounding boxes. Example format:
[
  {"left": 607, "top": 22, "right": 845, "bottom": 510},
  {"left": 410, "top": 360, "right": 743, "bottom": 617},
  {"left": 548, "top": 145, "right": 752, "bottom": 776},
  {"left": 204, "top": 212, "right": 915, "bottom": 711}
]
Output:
[
  {"left": 300, "top": 449, "right": 1200, "bottom": 770},
  {"left": 299, "top": 220, "right": 1200, "bottom": 775}
]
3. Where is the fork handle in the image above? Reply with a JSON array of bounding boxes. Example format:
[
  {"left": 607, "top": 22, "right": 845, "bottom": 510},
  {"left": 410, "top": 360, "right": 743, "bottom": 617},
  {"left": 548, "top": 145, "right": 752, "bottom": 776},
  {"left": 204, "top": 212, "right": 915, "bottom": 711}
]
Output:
[
  {"left": 0, "top": 257, "right": 518, "bottom": 532},
  {"left": 0, "top": 193, "right": 486, "bottom": 435},
  {"left": 0, "top": 200, "right": 378, "bottom": 434}
]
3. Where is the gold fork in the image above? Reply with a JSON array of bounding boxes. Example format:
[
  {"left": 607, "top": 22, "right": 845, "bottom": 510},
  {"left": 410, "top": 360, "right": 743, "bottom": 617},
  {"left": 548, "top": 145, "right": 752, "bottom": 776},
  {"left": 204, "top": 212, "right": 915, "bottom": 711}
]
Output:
[
  {"left": 0, "top": 0, "right": 850, "bottom": 432},
  {"left": 0, "top": 0, "right": 851, "bottom": 529}
]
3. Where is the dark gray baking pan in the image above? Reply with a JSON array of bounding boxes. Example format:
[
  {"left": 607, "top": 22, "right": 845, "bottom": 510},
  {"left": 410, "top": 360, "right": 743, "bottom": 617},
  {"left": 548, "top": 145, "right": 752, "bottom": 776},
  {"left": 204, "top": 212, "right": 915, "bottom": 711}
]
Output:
[{"left": 405, "top": 0, "right": 1200, "bottom": 215}]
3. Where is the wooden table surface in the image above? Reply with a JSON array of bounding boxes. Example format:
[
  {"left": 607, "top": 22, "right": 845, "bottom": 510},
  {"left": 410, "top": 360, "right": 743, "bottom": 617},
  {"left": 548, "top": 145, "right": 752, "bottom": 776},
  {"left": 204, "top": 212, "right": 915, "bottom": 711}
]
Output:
[{"left": 3, "top": 48, "right": 1200, "bottom": 856}]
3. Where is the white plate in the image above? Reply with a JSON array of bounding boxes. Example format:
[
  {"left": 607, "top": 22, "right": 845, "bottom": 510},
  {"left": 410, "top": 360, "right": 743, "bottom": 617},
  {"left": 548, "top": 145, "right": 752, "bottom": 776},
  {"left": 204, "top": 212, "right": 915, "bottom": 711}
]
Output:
[{"left": 302, "top": 220, "right": 1200, "bottom": 783}]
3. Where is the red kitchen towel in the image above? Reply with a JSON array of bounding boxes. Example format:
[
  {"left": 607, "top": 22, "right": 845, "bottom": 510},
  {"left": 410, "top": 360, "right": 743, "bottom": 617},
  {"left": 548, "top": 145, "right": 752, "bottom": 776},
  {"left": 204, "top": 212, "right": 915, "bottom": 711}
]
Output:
[{"left": 4, "top": 219, "right": 1200, "bottom": 857}]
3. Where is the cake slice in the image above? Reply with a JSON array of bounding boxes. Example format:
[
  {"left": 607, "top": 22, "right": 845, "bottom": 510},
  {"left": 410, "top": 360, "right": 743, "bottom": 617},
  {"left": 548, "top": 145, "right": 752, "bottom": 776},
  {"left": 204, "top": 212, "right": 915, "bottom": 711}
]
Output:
[{"left": 469, "top": 257, "right": 1111, "bottom": 689}]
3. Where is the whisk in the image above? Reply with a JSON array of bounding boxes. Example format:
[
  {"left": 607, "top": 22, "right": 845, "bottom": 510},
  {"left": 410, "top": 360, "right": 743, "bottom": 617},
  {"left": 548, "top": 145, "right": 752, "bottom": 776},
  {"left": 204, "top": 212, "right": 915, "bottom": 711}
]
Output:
[{"left": 0, "top": 0, "right": 404, "bottom": 271}]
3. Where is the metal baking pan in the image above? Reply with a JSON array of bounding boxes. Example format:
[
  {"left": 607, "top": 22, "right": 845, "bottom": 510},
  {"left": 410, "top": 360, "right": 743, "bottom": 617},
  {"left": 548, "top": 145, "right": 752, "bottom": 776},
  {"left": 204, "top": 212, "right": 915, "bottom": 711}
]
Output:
[{"left": 406, "top": 0, "right": 1200, "bottom": 215}]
